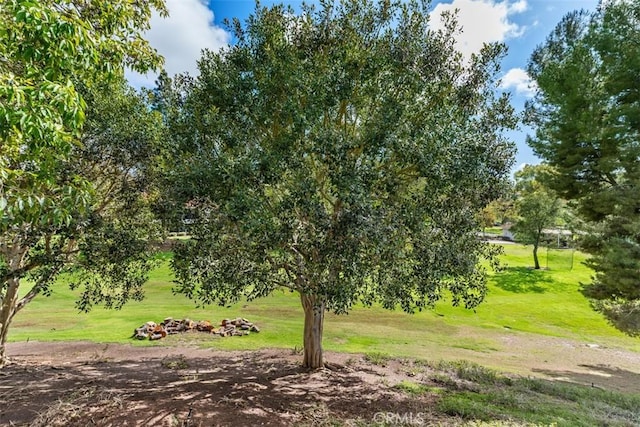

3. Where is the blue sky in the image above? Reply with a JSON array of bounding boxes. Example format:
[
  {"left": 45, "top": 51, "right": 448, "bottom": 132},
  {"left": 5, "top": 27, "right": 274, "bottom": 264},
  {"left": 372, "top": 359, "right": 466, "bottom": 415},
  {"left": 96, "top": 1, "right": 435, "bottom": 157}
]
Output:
[{"left": 129, "top": 0, "right": 600, "bottom": 170}]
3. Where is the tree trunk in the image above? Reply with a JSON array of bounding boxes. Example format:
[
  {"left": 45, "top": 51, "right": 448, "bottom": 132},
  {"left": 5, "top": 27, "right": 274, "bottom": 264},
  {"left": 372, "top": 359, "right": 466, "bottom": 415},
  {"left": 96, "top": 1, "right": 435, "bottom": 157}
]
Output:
[
  {"left": 0, "top": 245, "right": 28, "bottom": 368},
  {"left": 533, "top": 242, "right": 540, "bottom": 270},
  {"left": 301, "top": 293, "right": 325, "bottom": 369},
  {"left": 0, "top": 276, "right": 21, "bottom": 368}
]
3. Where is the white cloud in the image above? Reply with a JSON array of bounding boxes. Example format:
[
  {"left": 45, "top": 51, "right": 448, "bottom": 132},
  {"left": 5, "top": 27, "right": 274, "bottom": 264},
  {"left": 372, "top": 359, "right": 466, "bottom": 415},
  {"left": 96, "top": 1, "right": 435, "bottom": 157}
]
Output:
[
  {"left": 127, "top": 0, "right": 230, "bottom": 87},
  {"left": 509, "top": 0, "right": 528, "bottom": 13},
  {"left": 429, "top": 0, "right": 527, "bottom": 59},
  {"left": 500, "top": 67, "right": 537, "bottom": 97}
]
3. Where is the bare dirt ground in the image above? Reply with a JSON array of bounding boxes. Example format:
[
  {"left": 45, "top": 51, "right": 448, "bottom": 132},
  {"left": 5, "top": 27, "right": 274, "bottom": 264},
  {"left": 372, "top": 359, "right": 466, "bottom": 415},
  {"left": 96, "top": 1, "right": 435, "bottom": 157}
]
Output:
[{"left": 1, "top": 333, "right": 639, "bottom": 426}]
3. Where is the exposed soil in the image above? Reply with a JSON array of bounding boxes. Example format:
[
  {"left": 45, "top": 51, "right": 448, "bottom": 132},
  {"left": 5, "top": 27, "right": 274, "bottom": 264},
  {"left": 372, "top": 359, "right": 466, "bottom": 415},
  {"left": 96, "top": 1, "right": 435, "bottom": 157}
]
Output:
[{"left": 1, "top": 334, "right": 639, "bottom": 426}]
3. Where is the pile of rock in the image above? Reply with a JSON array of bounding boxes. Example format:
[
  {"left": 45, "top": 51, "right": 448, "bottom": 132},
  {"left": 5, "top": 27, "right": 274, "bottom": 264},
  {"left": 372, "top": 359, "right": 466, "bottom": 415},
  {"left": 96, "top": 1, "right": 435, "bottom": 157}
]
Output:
[
  {"left": 217, "top": 317, "right": 260, "bottom": 337},
  {"left": 133, "top": 317, "right": 260, "bottom": 340}
]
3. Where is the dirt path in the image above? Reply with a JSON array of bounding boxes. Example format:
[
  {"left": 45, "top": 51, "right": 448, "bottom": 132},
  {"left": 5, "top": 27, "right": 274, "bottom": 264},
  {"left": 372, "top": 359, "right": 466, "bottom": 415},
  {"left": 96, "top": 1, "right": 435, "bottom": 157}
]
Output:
[
  {"left": 1, "top": 335, "right": 639, "bottom": 426},
  {"left": 433, "top": 331, "right": 640, "bottom": 393}
]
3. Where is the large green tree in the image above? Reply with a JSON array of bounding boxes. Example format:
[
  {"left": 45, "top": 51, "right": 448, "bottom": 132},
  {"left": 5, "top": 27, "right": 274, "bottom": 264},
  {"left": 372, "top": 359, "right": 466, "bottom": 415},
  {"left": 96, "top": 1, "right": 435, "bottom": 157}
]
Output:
[
  {"left": 164, "top": 0, "right": 516, "bottom": 368},
  {"left": 526, "top": 1, "right": 640, "bottom": 334},
  {"left": 511, "top": 165, "right": 562, "bottom": 269},
  {"left": 0, "top": 0, "right": 166, "bottom": 366}
]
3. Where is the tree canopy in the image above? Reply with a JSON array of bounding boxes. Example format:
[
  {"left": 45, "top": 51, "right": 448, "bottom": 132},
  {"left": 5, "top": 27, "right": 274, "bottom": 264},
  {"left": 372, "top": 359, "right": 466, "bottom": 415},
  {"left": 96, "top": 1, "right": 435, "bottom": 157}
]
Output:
[
  {"left": 526, "top": 0, "right": 640, "bottom": 334},
  {"left": 163, "top": 0, "right": 516, "bottom": 368},
  {"left": 0, "top": 0, "right": 167, "bottom": 367}
]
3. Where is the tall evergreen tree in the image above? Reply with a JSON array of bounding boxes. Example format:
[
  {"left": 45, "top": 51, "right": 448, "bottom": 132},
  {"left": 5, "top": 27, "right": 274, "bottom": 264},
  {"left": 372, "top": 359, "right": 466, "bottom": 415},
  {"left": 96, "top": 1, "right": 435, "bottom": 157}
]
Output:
[{"left": 526, "top": 0, "right": 640, "bottom": 335}]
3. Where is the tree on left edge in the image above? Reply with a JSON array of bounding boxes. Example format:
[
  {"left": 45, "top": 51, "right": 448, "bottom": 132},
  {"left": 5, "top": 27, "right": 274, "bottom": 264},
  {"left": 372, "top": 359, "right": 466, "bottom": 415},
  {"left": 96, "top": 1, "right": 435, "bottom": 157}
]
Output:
[{"left": 0, "top": 0, "right": 167, "bottom": 368}]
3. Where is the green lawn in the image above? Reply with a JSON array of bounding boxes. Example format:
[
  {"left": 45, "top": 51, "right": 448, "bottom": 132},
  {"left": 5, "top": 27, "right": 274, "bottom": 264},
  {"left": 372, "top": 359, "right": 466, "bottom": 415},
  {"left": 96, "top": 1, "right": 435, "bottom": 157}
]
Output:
[
  {"left": 482, "top": 226, "right": 503, "bottom": 236},
  {"left": 9, "top": 244, "right": 640, "bottom": 357}
]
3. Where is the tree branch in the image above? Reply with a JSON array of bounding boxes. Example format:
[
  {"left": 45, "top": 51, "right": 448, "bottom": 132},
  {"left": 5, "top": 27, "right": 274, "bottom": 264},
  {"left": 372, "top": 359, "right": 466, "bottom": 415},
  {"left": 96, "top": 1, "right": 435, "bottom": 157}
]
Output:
[
  {"left": 604, "top": 172, "right": 618, "bottom": 187},
  {"left": 14, "top": 286, "right": 40, "bottom": 314}
]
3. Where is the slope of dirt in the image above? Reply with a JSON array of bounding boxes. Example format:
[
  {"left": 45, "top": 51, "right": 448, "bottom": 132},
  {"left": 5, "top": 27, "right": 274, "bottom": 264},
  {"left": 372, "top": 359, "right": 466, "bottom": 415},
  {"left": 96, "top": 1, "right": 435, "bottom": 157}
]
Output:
[{"left": 1, "top": 337, "right": 639, "bottom": 426}]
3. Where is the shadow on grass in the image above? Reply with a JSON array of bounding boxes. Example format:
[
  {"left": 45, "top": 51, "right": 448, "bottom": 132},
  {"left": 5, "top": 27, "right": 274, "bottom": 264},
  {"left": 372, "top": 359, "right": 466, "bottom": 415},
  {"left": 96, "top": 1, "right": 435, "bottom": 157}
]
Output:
[
  {"left": 533, "top": 364, "right": 640, "bottom": 394},
  {"left": 493, "top": 267, "right": 553, "bottom": 294}
]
